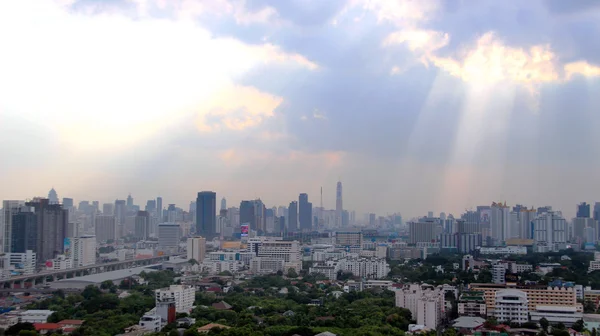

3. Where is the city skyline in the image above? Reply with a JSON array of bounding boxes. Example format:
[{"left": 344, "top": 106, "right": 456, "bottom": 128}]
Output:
[{"left": 2, "top": 1, "right": 600, "bottom": 219}]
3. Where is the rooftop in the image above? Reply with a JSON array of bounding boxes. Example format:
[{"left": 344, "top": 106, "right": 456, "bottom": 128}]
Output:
[{"left": 51, "top": 265, "right": 158, "bottom": 285}]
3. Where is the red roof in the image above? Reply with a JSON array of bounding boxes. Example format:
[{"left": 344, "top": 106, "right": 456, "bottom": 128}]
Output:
[
  {"left": 58, "top": 320, "right": 85, "bottom": 325},
  {"left": 206, "top": 287, "right": 222, "bottom": 292},
  {"left": 34, "top": 323, "right": 61, "bottom": 331}
]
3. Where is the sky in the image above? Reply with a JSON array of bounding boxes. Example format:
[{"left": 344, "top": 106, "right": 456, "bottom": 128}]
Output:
[{"left": 1, "top": 0, "right": 600, "bottom": 219}]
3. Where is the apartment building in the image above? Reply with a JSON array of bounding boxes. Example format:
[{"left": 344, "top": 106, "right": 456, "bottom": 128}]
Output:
[
  {"left": 338, "top": 257, "right": 389, "bottom": 279},
  {"left": 458, "top": 291, "right": 487, "bottom": 317},
  {"left": 155, "top": 285, "right": 195, "bottom": 313},
  {"left": 395, "top": 284, "right": 445, "bottom": 330}
]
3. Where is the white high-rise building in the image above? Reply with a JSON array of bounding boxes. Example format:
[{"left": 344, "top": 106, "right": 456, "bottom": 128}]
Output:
[
  {"left": 70, "top": 235, "right": 97, "bottom": 267},
  {"left": 490, "top": 203, "right": 510, "bottom": 245},
  {"left": 395, "top": 284, "right": 445, "bottom": 330},
  {"left": 534, "top": 212, "right": 567, "bottom": 252},
  {"left": 155, "top": 285, "right": 195, "bottom": 313},
  {"left": 492, "top": 264, "right": 506, "bottom": 284},
  {"left": 493, "top": 289, "right": 528, "bottom": 323},
  {"left": 187, "top": 237, "right": 206, "bottom": 262},
  {"left": 247, "top": 237, "right": 301, "bottom": 272}
]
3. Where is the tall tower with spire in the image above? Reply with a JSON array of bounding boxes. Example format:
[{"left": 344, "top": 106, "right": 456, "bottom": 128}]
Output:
[
  {"left": 48, "top": 188, "right": 59, "bottom": 204},
  {"left": 336, "top": 181, "right": 343, "bottom": 227}
]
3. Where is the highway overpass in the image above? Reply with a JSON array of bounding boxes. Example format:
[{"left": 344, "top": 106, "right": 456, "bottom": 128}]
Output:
[{"left": 0, "top": 253, "right": 183, "bottom": 289}]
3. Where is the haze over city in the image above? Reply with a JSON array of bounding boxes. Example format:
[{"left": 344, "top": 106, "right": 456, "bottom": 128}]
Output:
[{"left": 2, "top": 0, "right": 600, "bottom": 218}]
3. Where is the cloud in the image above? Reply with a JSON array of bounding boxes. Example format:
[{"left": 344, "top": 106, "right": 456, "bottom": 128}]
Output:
[
  {"left": 564, "top": 61, "right": 600, "bottom": 79},
  {"left": 0, "top": 0, "right": 316, "bottom": 151},
  {"left": 196, "top": 85, "right": 283, "bottom": 132},
  {"left": 428, "top": 32, "right": 559, "bottom": 85}
]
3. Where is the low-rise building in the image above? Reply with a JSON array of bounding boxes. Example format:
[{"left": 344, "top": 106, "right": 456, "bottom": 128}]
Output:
[
  {"left": 20, "top": 310, "right": 55, "bottom": 323},
  {"left": 458, "top": 291, "right": 486, "bottom": 317},
  {"left": 250, "top": 257, "right": 285, "bottom": 274},
  {"left": 529, "top": 305, "right": 583, "bottom": 326},
  {"left": 138, "top": 314, "right": 162, "bottom": 332},
  {"left": 478, "top": 246, "right": 527, "bottom": 255},
  {"left": 309, "top": 265, "right": 338, "bottom": 281}
]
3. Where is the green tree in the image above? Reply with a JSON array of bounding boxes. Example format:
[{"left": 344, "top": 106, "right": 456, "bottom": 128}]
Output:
[
  {"left": 572, "top": 319, "right": 585, "bottom": 332},
  {"left": 287, "top": 268, "right": 298, "bottom": 278},
  {"left": 6, "top": 323, "right": 35, "bottom": 335},
  {"left": 540, "top": 317, "right": 549, "bottom": 332}
]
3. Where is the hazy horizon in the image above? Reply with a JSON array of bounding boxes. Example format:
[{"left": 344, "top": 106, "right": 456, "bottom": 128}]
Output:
[{"left": 2, "top": 0, "right": 600, "bottom": 219}]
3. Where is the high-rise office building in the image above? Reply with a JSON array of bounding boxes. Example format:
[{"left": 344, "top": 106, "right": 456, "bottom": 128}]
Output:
[
  {"left": 299, "top": 193, "right": 312, "bottom": 231},
  {"left": 10, "top": 205, "right": 37, "bottom": 253},
  {"left": 408, "top": 220, "right": 437, "bottom": 244},
  {"left": 336, "top": 181, "right": 343, "bottom": 227},
  {"left": 134, "top": 211, "right": 151, "bottom": 241},
  {"left": 288, "top": 201, "right": 298, "bottom": 231},
  {"left": 157, "top": 197, "right": 163, "bottom": 221},
  {"left": 26, "top": 198, "right": 68, "bottom": 262},
  {"left": 3, "top": 200, "right": 25, "bottom": 253},
  {"left": 221, "top": 198, "right": 227, "bottom": 211},
  {"left": 196, "top": 191, "right": 216, "bottom": 238},
  {"left": 48, "top": 188, "right": 59, "bottom": 205},
  {"left": 594, "top": 203, "right": 600, "bottom": 222},
  {"left": 126, "top": 194, "right": 134, "bottom": 209},
  {"left": 254, "top": 199, "right": 266, "bottom": 233},
  {"left": 102, "top": 203, "right": 114, "bottom": 216},
  {"left": 577, "top": 202, "right": 591, "bottom": 218},
  {"left": 114, "top": 199, "right": 127, "bottom": 236},
  {"left": 187, "top": 237, "right": 206, "bottom": 262},
  {"left": 159, "top": 223, "right": 181, "bottom": 249},
  {"left": 146, "top": 200, "right": 157, "bottom": 214},
  {"left": 62, "top": 198, "right": 73, "bottom": 209},
  {"left": 240, "top": 201, "right": 255, "bottom": 230},
  {"left": 95, "top": 215, "right": 116, "bottom": 243}
]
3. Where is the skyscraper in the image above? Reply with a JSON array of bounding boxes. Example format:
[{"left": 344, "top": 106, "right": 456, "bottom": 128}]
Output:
[
  {"left": 221, "top": 198, "right": 227, "bottom": 211},
  {"left": 196, "top": 191, "right": 216, "bottom": 238},
  {"left": 102, "top": 203, "right": 114, "bottom": 216},
  {"left": 288, "top": 201, "right": 298, "bottom": 231},
  {"left": 114, "top": 199, "right": 126, "bottom": 238},
  {"left": 187, "top": 237, "right": 206, "bottom": 262},
  {"left": 157, "top": 196, "right": 163, "bottom": 221},
  {"left": 26, "top": 198, "right": 68, "bottom": 262},
  {"left": 336, "top": 181, "right": 343, "bottom": 227},
  {"left": 95, "top": 215, "right": 116, "bottom": 243},
  {"left": 2, "top": 200, "right": 25, "bottom": 253},
  {"left": 577, "top": 202, "right": 591, "bottom": 218},
  {"left": 10, "top": 205, "right": 37, "bottom": 253},
  {"left": 240, "top": 201, "right": 255, "bottom": 230},
  {"left": 299, "top": 193, "right": 312, "bottom": 231},
  {"left": 126, "top": 194, "right": 134, "bottom": 208},
  {"left": 134, "top": 211, "right": 150, "bottom": 241},
  {"left": 62, "top": 198, "right": 73, "bottom": 209},
  {"left": 594, "top": 202, "right": 600, "bottom": 222},
  {"left": 48, "top": 188, "right": 59, "bottom": 204}
]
